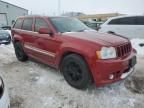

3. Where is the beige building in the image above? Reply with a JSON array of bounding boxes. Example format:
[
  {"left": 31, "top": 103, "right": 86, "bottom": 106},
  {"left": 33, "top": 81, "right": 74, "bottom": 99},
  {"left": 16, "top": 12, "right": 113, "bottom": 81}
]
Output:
[{"left": 76, "top": 13, "right": 124, "bottom": 21}]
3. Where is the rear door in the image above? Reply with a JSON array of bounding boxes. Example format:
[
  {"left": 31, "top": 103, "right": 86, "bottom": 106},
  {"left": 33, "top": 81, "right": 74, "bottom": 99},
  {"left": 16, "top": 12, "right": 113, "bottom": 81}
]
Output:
[
  {"left": 21, "top": 18, "right": 38, "bottom": 55},
  {"left": 118, "top": 17, "right": 136, "bottom": 39},
  {"left": 107, "top": 17, "right": 136, "bottom": 39},
  {"left": 12, "top": 18, "right": 23, "bottom": 41}
]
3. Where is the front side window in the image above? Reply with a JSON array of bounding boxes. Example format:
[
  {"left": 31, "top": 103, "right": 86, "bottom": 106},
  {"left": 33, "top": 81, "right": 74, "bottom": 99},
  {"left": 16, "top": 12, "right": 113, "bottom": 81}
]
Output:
[
  {"left": 108, "top": 19, "right": 120, "bottom": 25},
  {"left": 34, "top": 18, "right": 49, "bottom": 32},
  {"left": 50, "top": 17, "right": 90, "bottom": 33},
  {"left": 22, "top": 18, "right": 33, "bottom": 31},
  {"left": 14, "top": 19, "right": 23, "bottom": 29}
]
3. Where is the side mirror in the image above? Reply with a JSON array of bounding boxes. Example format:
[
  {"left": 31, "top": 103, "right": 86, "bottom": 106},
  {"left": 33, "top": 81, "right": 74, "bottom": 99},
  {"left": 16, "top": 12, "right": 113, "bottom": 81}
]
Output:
[{"left": 38, "top": 27, "right": 52, "bottom": 35}]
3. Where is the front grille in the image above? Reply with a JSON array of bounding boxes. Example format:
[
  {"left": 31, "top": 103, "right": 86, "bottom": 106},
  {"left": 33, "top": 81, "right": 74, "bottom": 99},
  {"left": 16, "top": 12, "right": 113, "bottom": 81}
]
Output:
[{"left": 116, "top": 43, "right": 132, "bottom": 57}]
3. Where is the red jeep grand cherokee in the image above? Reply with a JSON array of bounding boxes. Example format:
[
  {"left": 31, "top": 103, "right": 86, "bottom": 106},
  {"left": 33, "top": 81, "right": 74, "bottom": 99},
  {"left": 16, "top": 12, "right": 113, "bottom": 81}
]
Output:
[{"left": 11, "top": 16, "right": 137, "bottom": 89}]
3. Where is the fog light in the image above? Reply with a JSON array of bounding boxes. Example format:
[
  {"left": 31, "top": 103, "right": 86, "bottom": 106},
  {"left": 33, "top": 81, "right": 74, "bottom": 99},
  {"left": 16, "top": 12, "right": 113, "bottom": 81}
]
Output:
[{"left": 109, "top": 74, "right": 114, "bottom": 80}]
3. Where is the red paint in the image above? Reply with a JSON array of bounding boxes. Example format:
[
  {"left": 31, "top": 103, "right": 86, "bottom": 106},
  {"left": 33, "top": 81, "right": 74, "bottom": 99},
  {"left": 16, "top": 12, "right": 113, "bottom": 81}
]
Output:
[{"left": 11, "top": 16, "right": 136, "bottom": 87}]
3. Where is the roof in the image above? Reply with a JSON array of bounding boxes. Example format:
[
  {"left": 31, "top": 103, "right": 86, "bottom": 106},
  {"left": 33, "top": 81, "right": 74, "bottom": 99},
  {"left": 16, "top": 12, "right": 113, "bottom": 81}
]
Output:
[
  {"left": 107, "top": 15, "right": 144, "bottom": 21},
  {"left": 0, "top": 0, "right": 28, "bottom": 11},
  {"left": 17, "top": 15, "right": 47, "bottom": 19},
  {"left": 17, "top": 15, "right": 70, "bottom": 19}
]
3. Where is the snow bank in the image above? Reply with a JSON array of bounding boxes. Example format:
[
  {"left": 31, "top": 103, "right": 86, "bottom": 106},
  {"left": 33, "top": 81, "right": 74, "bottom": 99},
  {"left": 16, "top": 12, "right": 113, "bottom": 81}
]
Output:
[{"left": 131, "top": 38, "right": 144, "bottom": 57}]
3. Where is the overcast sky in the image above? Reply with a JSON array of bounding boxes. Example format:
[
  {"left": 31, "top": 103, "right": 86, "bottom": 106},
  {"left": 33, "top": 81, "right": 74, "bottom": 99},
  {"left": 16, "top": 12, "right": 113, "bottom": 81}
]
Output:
[{"left": 3, "top": 0, "right": 144, "bottom": 15}]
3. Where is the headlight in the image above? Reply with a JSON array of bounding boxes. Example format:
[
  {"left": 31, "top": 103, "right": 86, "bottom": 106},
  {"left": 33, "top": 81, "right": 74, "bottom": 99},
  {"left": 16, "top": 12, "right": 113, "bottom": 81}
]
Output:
[{"left": 96, "top": 47, "right": 117, "bottom": 59}]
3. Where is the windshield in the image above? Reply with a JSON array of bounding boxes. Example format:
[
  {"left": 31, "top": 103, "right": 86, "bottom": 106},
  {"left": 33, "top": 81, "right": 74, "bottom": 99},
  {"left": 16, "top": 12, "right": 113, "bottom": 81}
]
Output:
[{"left": 50, "top": 17, "right": 90, "bottom": 33}]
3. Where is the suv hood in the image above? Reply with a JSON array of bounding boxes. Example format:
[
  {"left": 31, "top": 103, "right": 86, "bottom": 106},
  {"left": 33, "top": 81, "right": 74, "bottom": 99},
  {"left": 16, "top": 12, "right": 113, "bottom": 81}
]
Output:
[{"left": 62, "top": 30, "right": 129, "bottom": 46}]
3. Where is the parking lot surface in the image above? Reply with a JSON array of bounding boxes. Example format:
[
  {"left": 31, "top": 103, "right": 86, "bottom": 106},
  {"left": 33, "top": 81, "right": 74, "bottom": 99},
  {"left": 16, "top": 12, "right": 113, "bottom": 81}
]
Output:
[{"left": 0, "top": 44, "right": 144, "bottom": 108}]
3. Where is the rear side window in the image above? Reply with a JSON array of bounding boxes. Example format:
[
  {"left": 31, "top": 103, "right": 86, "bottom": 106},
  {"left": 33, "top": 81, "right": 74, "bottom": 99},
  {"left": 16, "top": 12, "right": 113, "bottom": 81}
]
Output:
[
  {"left": 108, "top": 17, "right": 135, "bottom": 25},
  {"left": 136, "top": 16, "right": 144, "bottom": 25},
  {"left": 14, "top": 19, "right": 23, "bottom": 29},
  {"left": 22, "top": 18, "right": 33, "bottom": 31},
  {"left": 34, "top": 18, "right": 49, "bottom": 32},
  {"left": 119, "top": 17, "right": 135, "bottom": 25}
]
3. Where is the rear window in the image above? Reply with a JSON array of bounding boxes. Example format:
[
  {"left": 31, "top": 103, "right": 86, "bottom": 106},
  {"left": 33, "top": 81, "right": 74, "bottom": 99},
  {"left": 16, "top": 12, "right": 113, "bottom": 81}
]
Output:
[
  {"left": 14, "top": 19, "right": 23, "bottom": 29},
  {"left": 22, "top": 18, "right": 33, "bottom": 31},
  {"left": 136, "top": 16, "right": 144, "bottom": 25}
]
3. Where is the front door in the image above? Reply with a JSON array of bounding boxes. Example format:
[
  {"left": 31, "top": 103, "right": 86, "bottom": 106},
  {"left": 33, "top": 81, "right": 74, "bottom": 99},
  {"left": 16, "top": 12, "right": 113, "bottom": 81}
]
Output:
[{"left": 31, "top": 18, "right": 61, "bottom": 65}]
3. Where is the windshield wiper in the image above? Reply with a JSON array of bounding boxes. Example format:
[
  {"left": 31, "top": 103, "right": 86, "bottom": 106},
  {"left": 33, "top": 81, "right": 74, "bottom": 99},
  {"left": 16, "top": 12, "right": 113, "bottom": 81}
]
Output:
[
  {"left": 76, "top": 29, "right": 90, "bottom": 32},
  {"left": 61, "top": 31, "right": 73, "bottom": 33},
  {"left": 62, "top": 29, "right": 89, "bottom": 33},
  {"left": 75, "top": 29, "right": 84, "bottom": 32}
]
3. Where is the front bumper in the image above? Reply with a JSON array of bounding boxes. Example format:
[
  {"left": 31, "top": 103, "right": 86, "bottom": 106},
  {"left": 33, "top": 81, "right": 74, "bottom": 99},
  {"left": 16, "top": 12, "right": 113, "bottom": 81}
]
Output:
[
  {"left": 0, "top": 88, "right": 10, "bottom": 108},
  {"left": 90, "top": 51, "right": 136, "bottom": 87}
]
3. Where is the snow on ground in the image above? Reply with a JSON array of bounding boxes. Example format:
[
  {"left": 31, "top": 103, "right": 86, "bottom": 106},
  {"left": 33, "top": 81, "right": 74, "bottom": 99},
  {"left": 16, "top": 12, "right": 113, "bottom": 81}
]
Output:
[
  {"left": 0, "top": 44, "right": 144, "bottom": 108},
  {"left": 131, "top": 38, "right": 144, "bottom": 58}
]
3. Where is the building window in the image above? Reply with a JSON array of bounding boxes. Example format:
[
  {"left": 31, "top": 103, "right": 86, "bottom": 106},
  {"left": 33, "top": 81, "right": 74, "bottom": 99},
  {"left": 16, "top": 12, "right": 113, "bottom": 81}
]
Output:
[{"left": 6, "top": 5, "right": 9, "bottom": 8}]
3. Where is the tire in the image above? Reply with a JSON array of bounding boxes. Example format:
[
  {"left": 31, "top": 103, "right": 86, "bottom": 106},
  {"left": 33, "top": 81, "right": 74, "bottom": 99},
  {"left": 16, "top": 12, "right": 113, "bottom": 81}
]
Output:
[
  {"left": 14, "top": 42, "right": 28, "bottom": 62},
  {"left": 60, "top": 54, "right": 92, "bottom": 89}
]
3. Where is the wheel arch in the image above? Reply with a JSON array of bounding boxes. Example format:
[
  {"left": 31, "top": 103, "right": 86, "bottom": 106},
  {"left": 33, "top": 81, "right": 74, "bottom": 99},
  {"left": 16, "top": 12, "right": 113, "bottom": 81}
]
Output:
[
  {"left": 13, "top": 39, "right": 20, "bottom": 43},
  {"left": 12, "top": 35, "right": 23, "bottom": 44},
  {"left": 59, "top": 51, "right": 94, "bottom": 82}
]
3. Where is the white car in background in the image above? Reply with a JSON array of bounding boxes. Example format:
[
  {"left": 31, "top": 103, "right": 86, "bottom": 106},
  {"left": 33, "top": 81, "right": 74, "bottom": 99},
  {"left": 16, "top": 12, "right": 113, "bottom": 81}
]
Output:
[
  {"left": 99, "top": 15, "right": 144, "bottom": 39},
  {"left": 0, "top": 75, "right": 10, "bottom": 108}
]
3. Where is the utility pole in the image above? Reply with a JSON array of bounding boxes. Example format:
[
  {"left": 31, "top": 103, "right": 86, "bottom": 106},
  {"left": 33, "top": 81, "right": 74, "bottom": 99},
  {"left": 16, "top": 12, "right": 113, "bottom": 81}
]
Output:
[{"left": 58, "top": 0, "right": 61, "bottom": 15}]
